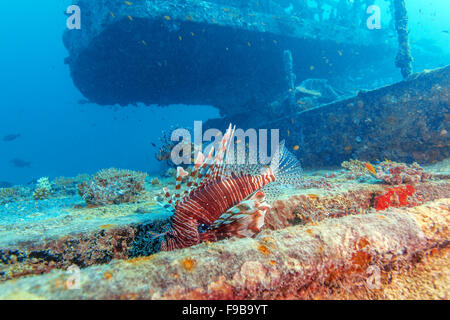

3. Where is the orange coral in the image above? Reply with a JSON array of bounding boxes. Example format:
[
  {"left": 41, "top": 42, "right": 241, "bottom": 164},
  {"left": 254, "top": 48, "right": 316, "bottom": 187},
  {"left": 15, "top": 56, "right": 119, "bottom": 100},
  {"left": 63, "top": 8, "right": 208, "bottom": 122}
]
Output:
[
  {"left": 182, "top": 258, "right": 196, "bottom": 271},
  {"left": 258, "top": 245, "right": 271, "bottom": 255}
]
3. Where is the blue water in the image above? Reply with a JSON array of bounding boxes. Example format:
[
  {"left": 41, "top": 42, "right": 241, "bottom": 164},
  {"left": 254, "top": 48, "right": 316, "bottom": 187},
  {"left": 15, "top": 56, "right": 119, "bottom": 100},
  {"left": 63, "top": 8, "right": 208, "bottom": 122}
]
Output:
[
  {"left": 0, "top": 0, "right": 448, "bottom": 185},
  {"left": 0, "top": 1, "right": 219, "bottom": 185}
]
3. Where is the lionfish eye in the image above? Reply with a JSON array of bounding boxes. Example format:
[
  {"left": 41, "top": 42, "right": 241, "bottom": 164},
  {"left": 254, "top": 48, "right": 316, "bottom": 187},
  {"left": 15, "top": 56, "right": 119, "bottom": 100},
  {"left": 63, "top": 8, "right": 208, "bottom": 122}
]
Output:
[
  {"left": 198, "top": 224, "right": 209, "bottom": 233},
  {"left": 167, "top": 233, "right": 175, "bottom": 239}
]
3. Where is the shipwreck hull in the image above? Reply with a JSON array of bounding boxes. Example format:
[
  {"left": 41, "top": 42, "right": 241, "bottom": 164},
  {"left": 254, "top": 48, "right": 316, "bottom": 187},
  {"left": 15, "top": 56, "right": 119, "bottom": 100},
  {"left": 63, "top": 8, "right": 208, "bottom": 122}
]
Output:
[
  {"left": 64, "top": 0, "right": 395, "bottom": 116},
  {"left": 206, "top": 65, "right": 450, "bottom": 167}
]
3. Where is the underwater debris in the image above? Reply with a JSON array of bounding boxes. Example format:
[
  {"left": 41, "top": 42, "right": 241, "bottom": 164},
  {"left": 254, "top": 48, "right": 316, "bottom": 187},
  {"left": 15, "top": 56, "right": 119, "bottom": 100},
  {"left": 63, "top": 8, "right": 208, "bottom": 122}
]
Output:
[
  {"left": 209, "top": 65, "right": 449, "bottom": 168},
  {"left": 77, "top": 168, "right": 147, "bottom": 206},
  {"left": 393, "top": 0, "right": 413, "bottom": 78},
  {"left": 376, "top": 161, "right": 431, "bottom": 185},
  {"left": 156, "top": 124, "right": 303, "bottom": 251},
  {"left": 33, "top": 177, "right": 53, "bottom": 200}
]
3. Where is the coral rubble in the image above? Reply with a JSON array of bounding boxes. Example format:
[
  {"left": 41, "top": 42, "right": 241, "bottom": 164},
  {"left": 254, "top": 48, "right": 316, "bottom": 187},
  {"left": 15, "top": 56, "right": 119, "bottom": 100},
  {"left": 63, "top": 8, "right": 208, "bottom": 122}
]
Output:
[
  {"left": 376, "top": 161, "right": 431, "bottom": 185},
  {"left": 77, "top": 168, "right": 147, "bottom": 206}
]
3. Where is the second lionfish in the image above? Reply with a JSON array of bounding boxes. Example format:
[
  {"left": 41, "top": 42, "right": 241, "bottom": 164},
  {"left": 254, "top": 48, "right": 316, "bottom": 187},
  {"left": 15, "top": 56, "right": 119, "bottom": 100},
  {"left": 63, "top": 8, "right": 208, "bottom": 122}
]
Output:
[{"left": 156, "top": 124, "right": 303, "bottom": 251}]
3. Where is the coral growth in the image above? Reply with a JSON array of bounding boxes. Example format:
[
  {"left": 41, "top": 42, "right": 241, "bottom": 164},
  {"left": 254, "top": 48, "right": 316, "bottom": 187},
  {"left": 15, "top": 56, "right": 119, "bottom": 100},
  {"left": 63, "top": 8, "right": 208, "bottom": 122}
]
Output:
[
  {"left": 0, "top": 186, "right": 31, "bottom": 205},
  {"left": 52, "top": 176, "right": 77, "bottom": 196},
  {"left": 376, "top": 161, "right": 431, "bottom": 185},
  {"left": 77, "top": 168, "right": 147, "bottom": 206},
  {"left": 341, "top": 159, "right": 375, "bottom": 178},
  {"left": 33, "top": 177, "right": 52, "bottom": 200},
  {"left": 373, "top": 185, "right": 420, "bottom": 211},
  {"left": 266, "top": 189, "right": 372, "bottom": 229}
]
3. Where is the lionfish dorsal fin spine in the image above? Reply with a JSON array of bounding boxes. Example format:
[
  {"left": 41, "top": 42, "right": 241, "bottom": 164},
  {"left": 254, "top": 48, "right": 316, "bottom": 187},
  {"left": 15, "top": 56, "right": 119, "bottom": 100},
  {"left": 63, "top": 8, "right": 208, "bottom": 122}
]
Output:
[
  {"left": 209, "top": 124, "right": 236, "bottom": 181},
  {"left": 191, "top": 149, "right": 212, "bottom": 188}
]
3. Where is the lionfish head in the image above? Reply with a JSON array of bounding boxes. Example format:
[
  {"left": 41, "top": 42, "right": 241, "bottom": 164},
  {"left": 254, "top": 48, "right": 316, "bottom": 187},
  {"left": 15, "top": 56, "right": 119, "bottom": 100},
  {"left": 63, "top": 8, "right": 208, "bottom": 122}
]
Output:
[{"left": 160, "top": 228, "right": 178, "bottom": 251}]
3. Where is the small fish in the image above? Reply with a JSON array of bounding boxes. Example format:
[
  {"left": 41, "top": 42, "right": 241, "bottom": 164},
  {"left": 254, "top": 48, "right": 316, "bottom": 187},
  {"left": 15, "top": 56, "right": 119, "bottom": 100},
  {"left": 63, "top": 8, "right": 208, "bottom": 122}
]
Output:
[
  {"left": 337, "top": 50, "right": 343, "bottom": 56},
  {"left": 109, "top": 11, "right": 115, "bottom": 18},
  {"left": 141, "top": 40, "right": 147, "bottom": 46},
  {"left": 365, "top": 163, "right": 376, "bottom": 175},
  {"left": 293, "top": 145, "right": 300, "bottom": 151},
  {"left": 124, "top": 1, "right": 132, "bottom": 5},
  {"left": 309, "top": 65, "right": 315, "bottom": 71},
  {"left": 127, "top": 15, "right": 133, "bottom": 21},
  {"left": 442, "top": 30, "right": 449, "bottom": 34},
  {"left": 3, "top": 134, "right": 21, "bottom": 142},
  {"left": 10, "top": 158, "right": 31, "bottom": 168},
  {"left": 307, "top": 194, "right": 319, "bottom": 200},
  {"left": 78, "top": 99, "right": 90, "bottom": 105},
  {"left": 164, "top": 15, "right": 171, "bottom": 21}
]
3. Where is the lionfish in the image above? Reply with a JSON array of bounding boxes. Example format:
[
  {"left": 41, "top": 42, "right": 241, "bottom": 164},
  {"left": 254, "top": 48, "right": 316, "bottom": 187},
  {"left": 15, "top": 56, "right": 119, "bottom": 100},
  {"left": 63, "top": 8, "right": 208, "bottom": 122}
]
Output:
[{"left": 155, "top": 124, "right": 303, "bottom": 251}]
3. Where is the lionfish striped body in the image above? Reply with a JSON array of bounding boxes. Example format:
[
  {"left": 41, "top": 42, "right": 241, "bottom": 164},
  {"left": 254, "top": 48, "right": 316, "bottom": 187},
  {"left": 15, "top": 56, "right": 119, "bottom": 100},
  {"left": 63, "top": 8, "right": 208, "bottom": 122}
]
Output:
[{"left": 156, "top": 124, "right": 302, "bottom": 251}]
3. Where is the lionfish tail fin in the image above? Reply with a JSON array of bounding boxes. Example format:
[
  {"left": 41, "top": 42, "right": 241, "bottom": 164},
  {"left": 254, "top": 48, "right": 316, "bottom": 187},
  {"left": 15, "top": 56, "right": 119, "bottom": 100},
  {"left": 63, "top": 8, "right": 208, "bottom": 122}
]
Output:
[{"left": 270, "top": 140, "right": 303, "bottom": 186}]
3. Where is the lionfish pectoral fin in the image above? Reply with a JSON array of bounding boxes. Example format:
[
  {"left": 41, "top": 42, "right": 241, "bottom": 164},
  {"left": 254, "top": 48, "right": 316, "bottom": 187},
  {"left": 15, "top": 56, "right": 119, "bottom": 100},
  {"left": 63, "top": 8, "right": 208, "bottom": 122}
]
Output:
[{"left": 204, "top": 196, "right": 271, "bottom": 240}]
